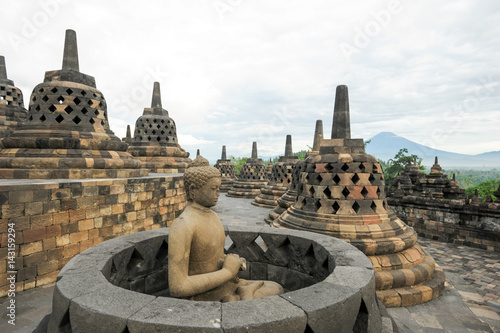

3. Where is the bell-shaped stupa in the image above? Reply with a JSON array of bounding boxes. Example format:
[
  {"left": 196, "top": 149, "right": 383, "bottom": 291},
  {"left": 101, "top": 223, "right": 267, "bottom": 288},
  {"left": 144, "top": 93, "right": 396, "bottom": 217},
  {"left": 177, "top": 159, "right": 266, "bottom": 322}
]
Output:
[
  {"left": 275, "top": 85, "right": 445, "bottom": 307},
  {"left": 0, "top": 30, "right": 146, "bottom": 179},
  {"left": 214, "top": 145, "right": 236, "bottom": 192},
  {"left": 227, "top": 142, "right": 268, "bottom": 198},
  {"left": 0, "top": 56, "right": 28, "bottom": 138},
  {"left": 266, "top": 120, "right": 323, "bottom": 224},
  {"left": 127, "top": 82, "right": 190, "bottom": 173},
  {"left": 252, "top": 135, "right": 298, "bottom": 208}
]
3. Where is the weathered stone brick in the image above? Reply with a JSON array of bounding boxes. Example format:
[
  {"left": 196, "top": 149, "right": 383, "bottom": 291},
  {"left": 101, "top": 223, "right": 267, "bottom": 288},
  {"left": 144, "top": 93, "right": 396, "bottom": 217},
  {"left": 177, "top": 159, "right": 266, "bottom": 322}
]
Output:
[
  {"left": 53, "top": 211, "right": 69, "bottom": 225},
  {"left": 88, "top": 228, "right": 99, "bottom": 240},
  {"left": 43, "top": 200, "right": 61, "bottom": 214},
  {"left": 46, "top": 225, "right": 61, "bottom": 239},
  {"left": 78, "top": 219, "right": 94, "bottom": 231},
  {"left": 36, "top": 271, "right": 58, "bottom": 287},
  {"left": 20, "top": 241, "right": 43, "bottom": 256},
  {"left": 23, "top": 227, "right": 46, "bottom": 243},
  {"left": 63, "top": 244, "right": 80, "bottom": 258},
  {"left": 112, "top": 204, "right": 124, "bottom": 214},
  {"left": 25, "top": 202, "right": 44, "bottom": 216},
  {"left": 9, "top": 190, "right": 34, "bottom": 204},
  {"left": 56, "top": 234, "right": 70, "bottom": 247},
  {"left": 46, "top": 248, "right": 64, "bottom": 262},
  {"left": 43, "top": 237, "right": 56, "bottom": 251},
  {"left": 79, "top": 239, "right": 94, "bottom": 252},
  {"left": 69, "top": 209, "right": 86, "bottom": 223},
  {"left": 69, "top": 231, "right": 88, "bottom": 243},
  {"left": 30, "top": 214, "right": 53, "bottom": 228},
  {"left": 2, "top": 204, "right": 25, "bottom": 219},
  {"left": 52, "top": 188, "right": 70, "bottom": 200}
]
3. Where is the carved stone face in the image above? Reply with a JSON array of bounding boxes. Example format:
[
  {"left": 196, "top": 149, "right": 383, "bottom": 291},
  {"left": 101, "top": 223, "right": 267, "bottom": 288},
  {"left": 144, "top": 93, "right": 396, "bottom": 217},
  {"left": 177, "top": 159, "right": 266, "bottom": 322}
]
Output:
[{"left": 191, "top": 177, "right": 221, "bottom": 208}]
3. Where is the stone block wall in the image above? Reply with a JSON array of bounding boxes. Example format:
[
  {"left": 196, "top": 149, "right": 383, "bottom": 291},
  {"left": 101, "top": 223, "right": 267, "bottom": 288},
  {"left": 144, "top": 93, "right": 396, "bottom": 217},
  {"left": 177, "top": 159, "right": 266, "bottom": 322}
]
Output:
[
  {"left": 388, "top": 197, "right": 500, "bottom": 252},
  {"left": 0, "top": 174, "right": 185, "bottom": 297}
]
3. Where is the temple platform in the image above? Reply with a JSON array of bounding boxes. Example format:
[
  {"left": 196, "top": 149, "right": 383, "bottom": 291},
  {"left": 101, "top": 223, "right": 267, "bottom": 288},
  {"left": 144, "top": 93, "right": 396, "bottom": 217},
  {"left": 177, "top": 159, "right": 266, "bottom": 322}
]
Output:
[{"left": 1, "top": 195, "right": 499, "bottom": 332}]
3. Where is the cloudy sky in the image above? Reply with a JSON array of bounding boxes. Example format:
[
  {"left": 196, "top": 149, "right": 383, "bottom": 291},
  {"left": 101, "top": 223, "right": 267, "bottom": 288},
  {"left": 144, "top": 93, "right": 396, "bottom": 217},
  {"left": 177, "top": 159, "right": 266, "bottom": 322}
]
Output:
[{"left": 1, "top": 0, "right": 499, "bottom": 164}]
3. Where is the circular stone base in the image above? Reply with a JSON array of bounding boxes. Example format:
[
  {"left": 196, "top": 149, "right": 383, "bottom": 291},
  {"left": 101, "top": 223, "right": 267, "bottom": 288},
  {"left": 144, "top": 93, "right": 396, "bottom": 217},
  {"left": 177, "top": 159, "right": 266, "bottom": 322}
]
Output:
[{"left": 44, "top": 226, "right": 390, "bottom": 332}]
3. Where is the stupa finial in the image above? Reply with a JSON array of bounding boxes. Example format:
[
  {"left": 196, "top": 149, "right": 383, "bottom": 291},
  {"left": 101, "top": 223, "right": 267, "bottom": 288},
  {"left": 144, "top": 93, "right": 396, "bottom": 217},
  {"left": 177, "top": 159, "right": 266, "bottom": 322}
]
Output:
[
  {"left": 251, "top": 142, "right": 258, "bottom": 159},
  {"left": 221, "top": 145, "right": 227, "bottom": 160},
  {"left": 196, "top": 149, "right": 200, "bottom": 157},
  {"left": 151, "top": 82, "right": 162, "bottom": 108},
  {"left": 312, "top": 120, "right": 323, "bottom": 151},
  {"left": 62, "top": 29, "right": 79, "bottom": 71},
  {"left": 331, "top": 85, "right": 350, "bottom": 139},
  {"left": 0, "top": 56, "right": 7, "bottom": 81},
  {"left": 126, "top": 125, "right": 131, "bottom": 140},
  {"left": 285, "top": 135, "right": 293, "bottom": 157}
]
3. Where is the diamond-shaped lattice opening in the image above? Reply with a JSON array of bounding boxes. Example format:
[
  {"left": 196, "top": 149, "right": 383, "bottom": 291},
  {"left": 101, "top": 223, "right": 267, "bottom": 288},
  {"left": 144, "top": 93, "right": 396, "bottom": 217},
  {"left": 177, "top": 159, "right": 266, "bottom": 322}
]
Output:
[
  {"left": 254, "top": 235, "right": 268, "bottom": 252},
  {"left": 55, "top": 115, "right": 64, "bottom": 123},
  {"left": 74, "top": 97, "right": 81, "bottom": 105},
  {"left": 341, "top": 163, "right": 349, "bottom": 172},
  {"left": 39, "top": 115, "right": 46, "bottom": 122},
  {"left": 28, "top": 115, "right": 33, "bottom": 121},
  {"left": 342, "top": 187, "right": 350, "bottom": 198},
  {"left": 35, "top": 105, "right": 41, "bottom": 111},
  {"left": 314, "top": 199, "right": 321, "bottom": 211},
  {"left": 169, "top": 131, "right": 173, "bottom": 135},
  {"left": 42, "top": 95, "right": 49, "bottom": 102},
  {"left": 48, "top": 104, "right": 57, "bottom": 112},
  {"left": 369, "top": 174, "right": 376, "bottom": 184},
  {"left": 65, "top": 105, "right": 73, "bottom": 114},
  {"left": 57, "top": 96, "right": 64, "bottom": 104},
  {"left": 38, "top": 88, "right": 44, "bottom": 93},
  {"left": 155, "top": 240, "right": 169, "bottom": 263},
  {"left": 325, "top": 163, "right": 334, "bottom": 172},
  {"left": 157, "top": 124, "right": 161, "bottom": 129},
  {"left": 359, "top": 163, "right": 366, "bottom": 172},
  {"left": 332, "top": 201, "right": 340, "bottom": 213},
  {"left": 66, "top": 88, "right": 73, "bottom": 95},
  {"left": 81, "top": 107, "right": 88, "bottom": 115},
  {"left": 152, "top": 130, "right": 156, "bottom": 135},
  {"left": 149, "top": 124, "right": 153, "bottom": 128},
  {"left": 352, "top": 201, "right": 360, "bottom": 213},
  {"left": 371, "top": 201, "right": 377, "bottom": 212},
  {"left": 72, "top": 116, "right": 81, "bottom": 124},
  {"left": 87, "top": 99, "right": 93, "bottom": 106},
  {"left": 81, "top": 90, "right": 87, "bottom": 96},
  {"left": 156, "top": 136, "right": 161, "bottom": 142},
  {"left": 94, "top": 109, "right": 99, "bottom": 116},
  {"left": 376, "top": 187, "right": 381, "bottom": 198},
  {"left": 166, "top": 137, "right": 170, "bottom": 142},
  {"left": 309, "top": 186, "right": 316, "bottom": 197},
  {"left": 224, "top": 235, "right": 234, "bottom": 252},
  {"left": 147, "top": 136, "right": 151, "bottom": 141},
  {"left": 161, "top": 130, "right": 165, "bottom": 135},
  {"left": 361, "top": 187, "right": 368, "bottom": 198},
  {"left": 333, "top": 174, "right": 341, "bottom": 184},
  {"left": 351, "top": 174, "right": 360, "bottom": 184},
  {"left": 315, "top": 174, "right": 323, "bottom": 184},
  {"left": 100, "top": 120, "right": 105, "bottom": 126},
  {"left": 373, "top": 164, "right": 379, "bottom": 173},
  {"left": 161, "top": 119, "right": 165, "bottom": 123},
  {"left": 50, "top": 87, "right": 58, "bottom": 93},
  {"left": 89, "top": 118, "right": 95, "bottom": 124},
  {"left": 323, "top": 187, "right": 332, "bottom": 199},
  {"left": 383, "top": 201, "right": 388, "bottom": 210}
]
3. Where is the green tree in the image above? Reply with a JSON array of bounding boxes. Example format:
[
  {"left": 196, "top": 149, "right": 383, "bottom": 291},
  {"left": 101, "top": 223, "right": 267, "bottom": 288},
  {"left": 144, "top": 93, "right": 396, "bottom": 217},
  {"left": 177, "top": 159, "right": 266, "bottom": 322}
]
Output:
[
  {"left": 383, "top": 148, "right": 425, "bottom": 187},
  {"left": 465, "top": 179, "right": 500, "bottom": 202},
  {"left": 230, "top": 156, "right": 248, "bottom": 176}
]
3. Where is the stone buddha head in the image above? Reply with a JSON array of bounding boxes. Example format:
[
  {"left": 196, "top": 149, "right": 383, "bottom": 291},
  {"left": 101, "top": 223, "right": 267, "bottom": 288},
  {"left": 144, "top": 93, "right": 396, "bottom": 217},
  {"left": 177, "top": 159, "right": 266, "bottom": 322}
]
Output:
[{"left": 184, "top": 155, "right": 222, "bottom": 207}]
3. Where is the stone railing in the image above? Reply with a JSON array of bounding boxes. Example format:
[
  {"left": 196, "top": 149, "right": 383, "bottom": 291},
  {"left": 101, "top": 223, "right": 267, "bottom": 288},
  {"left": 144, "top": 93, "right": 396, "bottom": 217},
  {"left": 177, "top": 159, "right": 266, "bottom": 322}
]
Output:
[{"left": 44, "top": 225, "right": 385, "bottom": 332}]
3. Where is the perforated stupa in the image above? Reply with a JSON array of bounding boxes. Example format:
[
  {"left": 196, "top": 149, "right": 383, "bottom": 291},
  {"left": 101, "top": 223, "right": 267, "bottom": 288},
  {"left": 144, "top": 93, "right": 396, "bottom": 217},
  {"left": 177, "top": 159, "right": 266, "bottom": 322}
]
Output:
[
  {"left": 0, "top": 56, "right": 27, "bottom": 138},
  {"left": 127, "top": 82, "right": 190, "bottom": 173},
  {"left": 0, "top": 30, "right": 146, "bottom": 179},
  {"left": 214, "top": 145, "right": 236, "bottom": 192},
  {"left": 275, "top": 85, "right": 445, "bottom": 307},
  {"left": 227, "top": 142, "right": 268, "bottom": 198}
]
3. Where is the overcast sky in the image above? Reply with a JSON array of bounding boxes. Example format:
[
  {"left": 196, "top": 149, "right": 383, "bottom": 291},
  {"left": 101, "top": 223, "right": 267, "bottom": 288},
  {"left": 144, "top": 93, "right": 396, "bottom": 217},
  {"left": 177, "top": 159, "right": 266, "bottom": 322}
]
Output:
[{"left": 1, "top": 0, "right": 499, "bottom": 164}]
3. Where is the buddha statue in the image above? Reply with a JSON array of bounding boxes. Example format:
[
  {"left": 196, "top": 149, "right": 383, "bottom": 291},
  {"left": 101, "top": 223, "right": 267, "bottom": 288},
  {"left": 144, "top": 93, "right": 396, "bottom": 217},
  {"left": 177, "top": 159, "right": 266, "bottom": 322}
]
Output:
[{"left": 168, "top": 155, "right": 284, "bottom": 302}]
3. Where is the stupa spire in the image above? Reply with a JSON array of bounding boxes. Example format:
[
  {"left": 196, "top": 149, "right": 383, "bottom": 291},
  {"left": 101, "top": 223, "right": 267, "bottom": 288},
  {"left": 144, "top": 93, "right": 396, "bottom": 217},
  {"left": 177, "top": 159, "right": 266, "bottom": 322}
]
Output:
[
  {"left": 0, "top": 56, "right": 7, "bottom": 81},
  {"left": 331, "top": 85, "right": 350, "bottom": 139},
  {"left": 196, "top": 149, "right": 200, "bottom": 157},
  {"left": 284, "top": 135, "right": 293, "bottom": 157},
  {"left": 312, "top": 120, "right": 323, "bottom": 152},
  {"left": 151, "top": 81, "right": 162, "bottom": 108},
  {"left": 62, "top": 29, "right": 79, "bottom": 71},
  {"left": 221, "top": 145, "right": 227, "bottom": 160},
  {"left": 251, "top": 142, "right": 258, "bottom": 159},
  {"left": 126, "top": 125, "right": 131, "bottom": 140}
]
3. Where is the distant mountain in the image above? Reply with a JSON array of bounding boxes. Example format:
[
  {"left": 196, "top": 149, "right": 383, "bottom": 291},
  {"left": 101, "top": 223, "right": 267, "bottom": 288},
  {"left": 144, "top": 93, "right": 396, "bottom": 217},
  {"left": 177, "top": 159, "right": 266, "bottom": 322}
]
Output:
[{"left": 366, "top": 132, "right": 500, "bottom": 169}]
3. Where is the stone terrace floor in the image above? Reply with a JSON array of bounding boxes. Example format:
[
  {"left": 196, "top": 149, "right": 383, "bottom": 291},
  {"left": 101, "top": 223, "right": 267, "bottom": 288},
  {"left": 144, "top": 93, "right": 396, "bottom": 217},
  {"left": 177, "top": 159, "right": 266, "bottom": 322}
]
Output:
[{"left": 1, "top": 195, "right": 499, "bottom": 332}]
